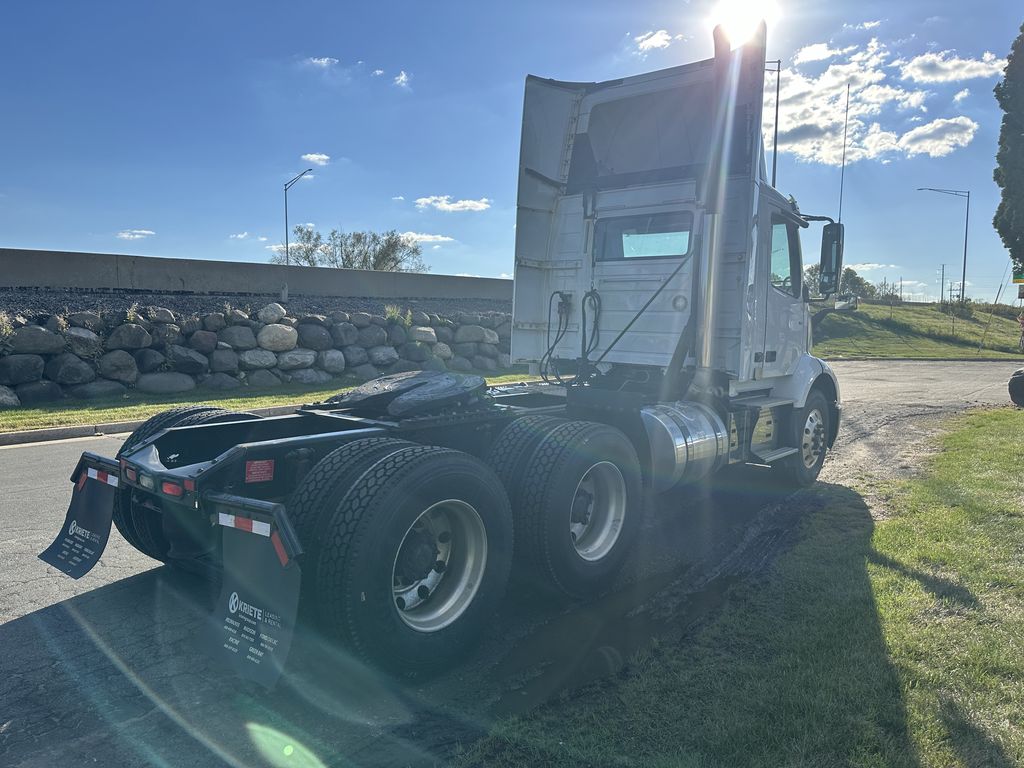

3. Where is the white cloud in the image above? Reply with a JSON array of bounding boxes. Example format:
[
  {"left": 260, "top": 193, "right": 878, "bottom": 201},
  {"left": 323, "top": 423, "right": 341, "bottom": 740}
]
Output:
[
  {"left": 415, "top": 195, "right": 491, "bottom": 212},
  {"left": 953, "top": 88, "right": 970, "bottom": 103},
  {"left": 848, "top": 263, "right": 899, "bottom": 271},
  {"left": 634, "top": 30, "right": 672, "bottom": 54},
  {"left": 499, "top": 273, "right": 512, "bottom": 279},
  {"left": 301, "top": 153, "right": 330, "bottom": 166},
  {"left": 455, "top": 273, "right": 480, "bottom": 277},
  {"left": 391, "top": 195, "right": 405, "bottom": 201},
  {"left": 897, "top": 116, "right": 978, "bottom": 157},
  {"left": 265, "top": 244, "right": 287, "bottom": 254},
  {"left": 257, "top": 236, "right": 268, "bottom": 242},
  {"left": 372, "top": 69, "right": 384, "bottom": 76},
  {"left": 793, "top": 43, "right": 855, "bottom": 65},
  {"left": 432, "top": 245, "right": 441, "bottom": 250},
  {"left": 394, "top": 70, "right": 410, "bottom": 88},
  {"left": 307, "top": 56, "right": 339, "bottom": 68},
  {"left": 401, "top": 232, "right": 455, "bottom": 244},
  {"left": 899, "top": 50, "right": 1006, "bottom": 83},
  {"left": 229, "top": 232, "right": 249, "bottom": 240},
  {"left": 763, "top": 37, "right": 980, "bottom": 166},
  {"left": 843, "top": 20, "right": 882, "bottom": 31},
  {"left": 116, "top": 229, "right": 155, "bottom": 240}
]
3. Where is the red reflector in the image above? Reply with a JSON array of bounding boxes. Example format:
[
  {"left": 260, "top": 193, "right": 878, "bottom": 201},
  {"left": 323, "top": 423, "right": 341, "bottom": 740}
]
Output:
[
  {"left": 161, "top": 481, "right": 184, "bottom": 497},
  {"left": 119, "top": 457, "right": 127, "bottom": 470},
  {"left": 183, "top": 478, "right": 195, "bottom": 492},
  {"left": 125, "top": 468, "right": 137, "bottom": 482}
]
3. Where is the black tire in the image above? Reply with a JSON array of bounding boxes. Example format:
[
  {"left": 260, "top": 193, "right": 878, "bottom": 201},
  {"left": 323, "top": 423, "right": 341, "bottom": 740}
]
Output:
[
  {"left": 1009, "top": 369, "right": 1024, "bottom": 407},
  {"left": 484, "top": 414, "right": 567, "bottom": 507},
  {"left": 778, "top": 389, "right": 830, "bottom": 487},
  {"left": 516, "top": 420, "right": 643, "bottom": 599},
  {"left": 287, "top": 437, "right": 414, "bottom": 605},
  {"left": 314, "top": 445, "right": 514, "bottom": 676},
  {"left": 113, "top": 406, "right": 258, "bottom": 560}
]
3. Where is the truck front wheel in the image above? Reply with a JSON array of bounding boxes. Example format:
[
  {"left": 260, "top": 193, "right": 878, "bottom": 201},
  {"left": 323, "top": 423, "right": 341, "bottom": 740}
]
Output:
[
  {"left": 314, "top": 445, "right": 513, "bottom": 676},
  {"left": 779, "top": 389, "right": 830, "bottom": 487}
]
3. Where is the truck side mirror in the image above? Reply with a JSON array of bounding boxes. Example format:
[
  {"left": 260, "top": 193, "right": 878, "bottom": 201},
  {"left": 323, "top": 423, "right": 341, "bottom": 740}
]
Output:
[{"left": 818, "top": 222, "right": 844, "bottom": 297}]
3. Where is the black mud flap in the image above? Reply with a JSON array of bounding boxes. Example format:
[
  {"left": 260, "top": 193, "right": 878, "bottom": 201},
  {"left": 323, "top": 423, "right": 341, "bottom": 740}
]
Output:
[
  {"left": 204, "top": 492, "right": 303, "bottom": 689},
  {"left": 38, "top": 452, "right": 120, "bottom": 579}
]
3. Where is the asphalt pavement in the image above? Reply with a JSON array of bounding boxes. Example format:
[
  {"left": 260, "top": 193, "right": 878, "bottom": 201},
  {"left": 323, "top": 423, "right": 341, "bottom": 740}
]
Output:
[{"left": 0, "top": 360, "right": 1018, "bottom": 767}]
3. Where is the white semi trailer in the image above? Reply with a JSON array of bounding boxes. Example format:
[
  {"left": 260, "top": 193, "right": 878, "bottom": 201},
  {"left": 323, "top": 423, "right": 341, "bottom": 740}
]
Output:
[{"left": 43, "top": 23, "right": 843, "bottom": 681}]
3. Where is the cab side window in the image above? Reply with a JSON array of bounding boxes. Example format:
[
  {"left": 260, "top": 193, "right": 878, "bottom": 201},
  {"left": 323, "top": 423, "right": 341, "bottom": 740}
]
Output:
[{"left": 769, "top": 216, "right": 802, "bottom": 298}]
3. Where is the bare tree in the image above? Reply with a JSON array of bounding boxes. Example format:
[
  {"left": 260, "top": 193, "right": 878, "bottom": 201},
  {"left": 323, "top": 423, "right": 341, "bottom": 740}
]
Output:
[{"left": 270, "top": 226, "right": 429, "bottom": 272}]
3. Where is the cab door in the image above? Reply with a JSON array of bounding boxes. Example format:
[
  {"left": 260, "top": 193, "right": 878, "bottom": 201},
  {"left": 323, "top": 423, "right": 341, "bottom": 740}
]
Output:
[{"left": 758, "top": 205, "right": 806, "bottom": 378}]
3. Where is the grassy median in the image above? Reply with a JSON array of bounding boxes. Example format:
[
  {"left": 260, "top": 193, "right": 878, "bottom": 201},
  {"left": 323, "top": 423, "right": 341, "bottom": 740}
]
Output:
[
  {"left": 459, "top": 408, "right": 1024, "bottom": 767},
  {"left": 0, "top": 371, "right": 535, "bottom": 433}
]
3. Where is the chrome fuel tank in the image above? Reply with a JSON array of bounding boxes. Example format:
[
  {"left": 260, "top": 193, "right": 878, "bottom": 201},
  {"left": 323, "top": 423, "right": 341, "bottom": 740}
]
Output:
[{"left": 640, "top": 402, "right": 729, "bottom": 492}]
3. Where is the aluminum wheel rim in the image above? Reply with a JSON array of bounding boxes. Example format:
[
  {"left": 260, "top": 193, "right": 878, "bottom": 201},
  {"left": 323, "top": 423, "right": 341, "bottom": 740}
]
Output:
[
  {"left": 391, "top": 499, "right": 487, "bottom": 633},
  {"left": 570, "top": 461, "right": 627, "bottom": 562},
  {"left": 801, "top": 408, "right": 826, "bottom": 469}
]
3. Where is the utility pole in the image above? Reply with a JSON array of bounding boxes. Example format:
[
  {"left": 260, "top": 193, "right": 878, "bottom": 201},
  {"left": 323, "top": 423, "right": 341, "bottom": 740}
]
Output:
[
  {"left": 917, "top": 187, "right": 970, "bottom": 304},
  {"left": 939, "top": 264, "right": 945, "bottom": 304},
  {"left": 899, "top": 276, "right": 903, "bottom": 303}
]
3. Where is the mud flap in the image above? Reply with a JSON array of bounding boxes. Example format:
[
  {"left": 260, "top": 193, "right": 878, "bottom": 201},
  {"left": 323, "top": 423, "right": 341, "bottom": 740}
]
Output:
[
  {"left": 38, "top": 452, "right": 120, "bottom": 579},
  {"left": 204, "top": 492, "right": 303, "bottom": 689}
]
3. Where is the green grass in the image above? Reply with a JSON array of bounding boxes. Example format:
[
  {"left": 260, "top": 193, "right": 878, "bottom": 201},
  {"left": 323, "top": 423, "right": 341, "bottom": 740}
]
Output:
[
  {"left": 0, "top": 371, "right": 535, "bottom": 433},
  {"left": 814, "top": 302, "right": 1023, "bottom": 359},
  {"left": 458, "top": 409, "right": 1024, "bottom": 767}
]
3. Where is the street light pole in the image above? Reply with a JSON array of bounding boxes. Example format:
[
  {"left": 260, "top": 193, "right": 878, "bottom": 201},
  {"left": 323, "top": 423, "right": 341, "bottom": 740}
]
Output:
[
  {"left": 283, "top": 169, "right": 313, "bottom": 266},
  {"left": 917, "top": 187, "right": 970, "bottom": 304}
]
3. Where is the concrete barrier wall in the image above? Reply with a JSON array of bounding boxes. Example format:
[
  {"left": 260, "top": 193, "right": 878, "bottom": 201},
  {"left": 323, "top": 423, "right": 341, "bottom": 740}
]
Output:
[{"left": 0, "top": 248, "right": 512, "bottom": 300}]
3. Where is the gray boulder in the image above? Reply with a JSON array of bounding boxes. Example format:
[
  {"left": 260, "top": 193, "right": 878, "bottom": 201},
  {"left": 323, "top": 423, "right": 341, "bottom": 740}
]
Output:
[
  {"left": 498, "top": 353, "right": 512, "bottom": 368},
  {"left": 329, "top": 310, "right": 350, "bottom": 324},
  {"left": 435, "top": 326, "right": 454, "bottom": 344},
  {"left": 458, "top": 312, "right": 482, "bottom": 325},
  {"left": 202, "top": 372, "right": 242, "bottom": 391},
  {"left": 276, "top": 348, "right": 316, "bottom": 370},
  {"left": 100, "top": 350, "right": 139, "bottom": 383},
  {"left": 496, "top": 320, "right": 512, "bottom": 339},
  {"left": 432, "top": 342, "right": 453, "bottom": 360},
  {"left": 209, "top": 349, "right": 239, "bottom": 374},
  {"left": 238, "top": 348, "right": 277, "bottom": 370},
  {"left": 387, "top": 324, "right": 408, "bottom": 346},
  {"left": 428, "top": 313, "right": 442, "bottom": 326},
  {"left": 472, "top": 355, "right": 498, "bottom": 371},
  {"left": 409, "top": 326, "right": 437, "bottom": 343},
  {"left": 352, "top": 363, "right": 379, "bottom": 380},
  {"left": 247, "top": 369, "right": 281, "bottom": 388},
  {"left": 147, "top": 306, "right": 175, "bottom": 324},
  {"left": 149, "top": 323, "right": 184, "bottom": 348},
  {"left": 16, "top": 380, "right": 63, "bottom": 404},
  {"left": 289, "top": 368, "right": 333, "bottom": 386},
  {"left": 299, "top": 314, "right": 330, "bottom": 327},
  {"left": 350, "top": 311, "right": 372, "bottom": 328},
  {"left": 0, "top": 385, "right": 20, "bottom": 408},
  {"left": 257, "top": 324, "right": 298, "bottom": 352},
  {"left": 317, "top": 349, "right": 347, "bottom": 374},
  {"left": 179, "top": 317, "right": 202, "bottom": 335},
  {"left": 188, "top": 330, "right": 219, "bottom": 354},
  {"left": 368, "top": 345, "right": 400, "bottom": 366},
  {"left": 478, "top": 343, "right": 499, "bottom": 359},
  {"left": 369, "top": 315, "right": 387, "bottom": 327},
  {"left": 68, "top": 379, "right": 127, "bottom": 400},
  {"left": 44, "top": 353, "right": 95, "bottom": 385},
  {"left": 401, "top": 341, "right": 430, "bottom": 362},
  {"left": 0, "top": 354, "right": 44, "bottom": 385},
  {"left": 453, "top": 342, "right": 478, "bottom": 358},
  {"left": 64, "top": 327, "right": 102, "bottom": 358},
  {"left": 218, "top": 325, "right": 258, "bottom": 350},
  {"left": 227, "top": 308, "right": 250, "bottom": 325},
  {"left": 10, "top": 325, "right": 66, "bottom": 355},
  {"left": 166, "top": 344, "right": 209, "bottom": 375},
  {"left": 132, "top": 349, "right": 164, "bottom": 375},
  {"left": 279, "top": 317, "right": 298, "bottom": 329},
  {"left": 448, "top": 356, "right": 473, "bottom": 372},
  {"left": 388, "top": 359, "right": 420, "bottom": 373},
  {"left": 203, "top": 312, "right": 227, "bottom": 332},
  {"left": 357, "top": 324, "right": 387, "bottom": 348},
  {"left": 42, "top": 315, "right": 67, "bottom": 333},
  {"left": 411, "top": 310, "right": 430, "bottom": 326},
  {"left": 107, "top": 323, "right": 152, "bottom": 350},
  {"left": 256, "top": 302, "right": 287, "bottom": 324},
  {"left": 454, "top": 325, "right": 499, "bottom": 345},
  {"left": 330, "top": 322, "right": 359, "bottom": 347},
  {"left": 341, "top": 345, "right": 368, "bottom": 366},
  {"left": 136, "top": 372, "right": 196, "bottom": 394},
  {"left": 68, "top": 311, "right": 103, "bottom": 333},
  {"left": 298, "top": 324, "right": 333, "bottom": 351},
  {"left": 422, "top": 356, "right": 447, "bottom": 372}
]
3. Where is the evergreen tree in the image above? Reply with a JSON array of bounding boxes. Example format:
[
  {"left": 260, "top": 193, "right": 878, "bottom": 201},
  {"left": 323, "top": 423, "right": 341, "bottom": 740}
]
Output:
[{"left": 994, "top": 23, "right": 1024, "bottom": 272}]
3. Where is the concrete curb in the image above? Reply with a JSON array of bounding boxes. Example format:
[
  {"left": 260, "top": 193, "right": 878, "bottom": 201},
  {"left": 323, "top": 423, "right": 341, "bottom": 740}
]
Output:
[
  {"left": 0, "top": 404, "right": 301, "bottom": 447},
  {"left": 827, "top": 357, "right": 1023, "bottom": 363}
]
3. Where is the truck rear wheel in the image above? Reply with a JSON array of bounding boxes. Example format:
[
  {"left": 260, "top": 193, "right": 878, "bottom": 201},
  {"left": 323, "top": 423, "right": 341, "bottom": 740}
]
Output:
[
  {"left": 485, "top": 414, "right": 567, "bottom": 507},
  {"left": 516, "top": 421, "right": 643, "bottom": 598},
  {"left": 1009, "top": 369, "right": 1024, "bottom": 407},
  {"left": 778, "top": 389, "right": 830, "bottom": 487},
  {"left": 114, "top": 406, "right": 257, "bottom": 560},
  {"left": 314, "top": 445, "right": 513, "bottom": 676}
]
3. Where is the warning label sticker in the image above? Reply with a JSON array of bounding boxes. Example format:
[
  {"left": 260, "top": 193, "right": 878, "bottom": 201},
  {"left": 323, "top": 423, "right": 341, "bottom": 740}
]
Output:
[
  {"left": 244, "top": 459, "right": 274, "bottom": 483},
  {"left": 209, "top": 526, "right": 300, "bottom": 688}
]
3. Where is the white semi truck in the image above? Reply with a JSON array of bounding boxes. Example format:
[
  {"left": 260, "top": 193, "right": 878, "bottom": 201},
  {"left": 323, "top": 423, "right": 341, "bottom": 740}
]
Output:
[{"left": 42, "top": 23, "right": 843, "bottom": 683}]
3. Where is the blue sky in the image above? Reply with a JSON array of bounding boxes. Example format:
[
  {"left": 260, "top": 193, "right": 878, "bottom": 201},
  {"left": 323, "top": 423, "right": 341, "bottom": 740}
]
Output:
[{"left": 1, "top": 1, "right": 1019, "bottom": 302}]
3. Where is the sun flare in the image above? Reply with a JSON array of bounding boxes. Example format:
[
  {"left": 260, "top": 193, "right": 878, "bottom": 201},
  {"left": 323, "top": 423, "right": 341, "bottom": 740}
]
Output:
[{"left": 709, "top": 0, "right": 780, "bottom": 48}]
